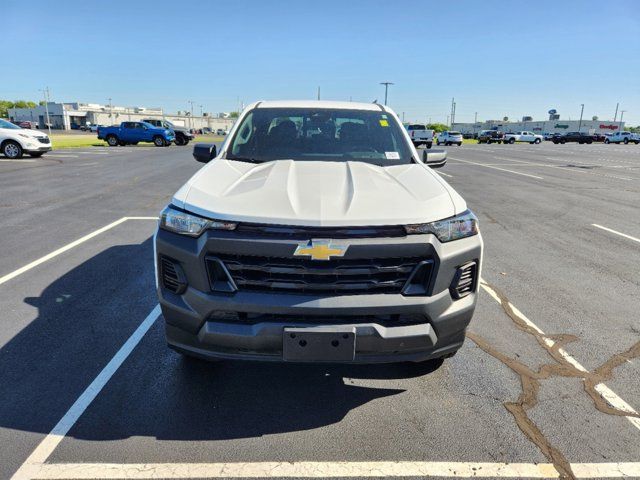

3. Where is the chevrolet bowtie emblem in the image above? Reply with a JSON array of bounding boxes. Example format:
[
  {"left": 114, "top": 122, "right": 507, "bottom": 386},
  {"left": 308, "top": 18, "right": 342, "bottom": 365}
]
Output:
[{"left": 293, "top": 239, "right": 348, "bottom": 261}]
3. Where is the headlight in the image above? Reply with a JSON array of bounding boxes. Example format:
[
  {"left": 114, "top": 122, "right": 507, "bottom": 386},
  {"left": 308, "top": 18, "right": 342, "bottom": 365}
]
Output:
[
  {"left": 405, "top": 210, "right": 478, "bottom": 242},
  {"left": 159, "top": 206, "right": 236, "bottom": 237}
]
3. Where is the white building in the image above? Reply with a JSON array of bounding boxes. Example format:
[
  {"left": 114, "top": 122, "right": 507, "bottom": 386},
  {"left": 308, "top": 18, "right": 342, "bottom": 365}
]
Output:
[
  {"left": 8, "top": 102, "right": 235, "bottom": 131},
  {"left": 452, "top": 118, "right": 625, "bottom": 136}
]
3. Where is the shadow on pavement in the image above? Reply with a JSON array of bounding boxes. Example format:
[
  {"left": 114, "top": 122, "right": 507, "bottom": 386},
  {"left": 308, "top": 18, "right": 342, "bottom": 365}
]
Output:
[{"left": 0, "top": 236, "right": 443, "bottom": 444}]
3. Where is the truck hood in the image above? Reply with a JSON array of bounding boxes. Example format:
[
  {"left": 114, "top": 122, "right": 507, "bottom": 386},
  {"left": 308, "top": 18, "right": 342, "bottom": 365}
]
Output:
[{"left": 175, "top": 159, "right": 460, "bottom": 227}]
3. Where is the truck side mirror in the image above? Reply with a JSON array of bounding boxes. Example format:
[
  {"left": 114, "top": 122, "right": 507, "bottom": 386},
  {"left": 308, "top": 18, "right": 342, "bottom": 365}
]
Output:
[
  {"left": 423, "top": 149, "right": 447, "bottom": 169},
  {"left": 193, "top": 143, "right": 217, "bottom": 163}
]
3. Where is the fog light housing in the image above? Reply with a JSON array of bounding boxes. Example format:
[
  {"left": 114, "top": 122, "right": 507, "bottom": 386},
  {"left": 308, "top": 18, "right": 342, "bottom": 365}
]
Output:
[{"left": 450, "top": 261, "right": 478, "bottom": 299}]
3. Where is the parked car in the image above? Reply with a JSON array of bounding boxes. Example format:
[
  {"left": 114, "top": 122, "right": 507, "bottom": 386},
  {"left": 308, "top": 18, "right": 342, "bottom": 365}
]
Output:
[
  {"left": 591, "top": 133, "right": 607, "bottom": 142},
  {"left": 97, "top": 121, "right": 175, "bottom": 147},
  {"left": 143, "top": 119, "right": 194, "bottom": 146},
  {"left": 215, "top": 128, "right": 228, "bottom": 135},
  {"left": 605, "top": 131, "right": 640, "bottom": 144},
  {"left": 552, "top": 132, "right": 593, "bottom": 144},
  {"left": 89, "top": 124, "right": 103, "bottom": 133},
  {"left": 155, "top": 100, "right": 482, "bottom": 365},
  {"left": 543, "top": 132, "right": 555, "bottom": 141},
  {"left": 405, "top": 124, "right": 433, "bottom": 148},
  {"left": 477, "top": 130, "right": 504, "bottom": 144},
  {"left": 503, "top": 131, "right": 543, "bottom": 144},
  {"left": 18, "top": 121, "right": 38, "bottom": 129},
  {"left": 436, "top": 131, "right": 463, "bottom": 146},
  {"left": 0, "top": 118, "right": 51, "bottom": 158}
]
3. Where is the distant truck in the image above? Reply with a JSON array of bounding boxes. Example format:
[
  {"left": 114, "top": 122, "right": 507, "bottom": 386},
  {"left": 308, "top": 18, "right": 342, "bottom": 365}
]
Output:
[
  {"left": 503, "top": 131, "right": 543, "bottom": 144},
  {"left": 477, "top": 130, "right": 504, "bottom": 144},
  {"left": 97, "top": 121, "right": 175, "bottom": 147},
  {"left": 142, "top": 119, "right": 194, "bottom": 146},
  {"left": 405, "top": 124, "right": 433, "bottom": 148},
  {"left": 552, "top": 132, "right": 593, "bottom": 144},
  {"left": 605, "top": 131, "right": 640, "bottom": 144}
]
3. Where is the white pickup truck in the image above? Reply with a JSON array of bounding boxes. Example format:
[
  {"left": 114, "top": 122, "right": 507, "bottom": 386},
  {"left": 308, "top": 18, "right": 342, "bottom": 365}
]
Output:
[
  {"left": 605, "top": 131, "right": 640, "bottom": 144},
  {"left": 405, "top": 124, "right": 433, "bottom": 148},
  {"left": 503, "top": 131, "right": 543, "bottom": 144}
]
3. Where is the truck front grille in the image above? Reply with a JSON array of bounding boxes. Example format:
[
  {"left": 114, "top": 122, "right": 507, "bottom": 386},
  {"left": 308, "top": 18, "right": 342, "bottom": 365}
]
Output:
[
  {"left": 37, "top": 137, "right": 51, "bottom": 144},
  {"left": 209, "top": 253, "right": 429, "bottom": 295}
]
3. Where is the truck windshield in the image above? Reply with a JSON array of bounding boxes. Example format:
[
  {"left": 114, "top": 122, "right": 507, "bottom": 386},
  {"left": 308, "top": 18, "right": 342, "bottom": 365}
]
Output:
[{"left": 226, "top": 107, "right": 414, "bottom": 166}]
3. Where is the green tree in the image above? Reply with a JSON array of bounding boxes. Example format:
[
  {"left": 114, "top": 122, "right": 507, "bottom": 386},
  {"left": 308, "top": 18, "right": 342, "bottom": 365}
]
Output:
[
  {"left": 228, "top": 111, "right": 240, "bottom": 119},
  {"left": 427, "top": 123, "right": 449, "bottom": 133},
  {"left": 0, "top": 100, "right": 14, "bottom": 118}
]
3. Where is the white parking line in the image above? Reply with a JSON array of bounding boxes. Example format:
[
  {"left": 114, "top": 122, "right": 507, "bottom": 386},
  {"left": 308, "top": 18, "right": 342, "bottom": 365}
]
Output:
[
  {"left": 0, "top": 217, "right": 158, "bottom": 287},
  {"left": 0, "top": 159, "right": 38, "bottom": 163},
  {"left": 592, "top": 224, "right": 640, "bottom": 244},
  {"left": 449, "top": 157, "right": 544, "bottom": 179},
  {"left": 480, "top": 280, "right": 640, "bottom": 431},
  {"left": 437, "top": 171, "right": 453, "bottom": 178},
  {"left": 19, "top": 461, "right": 640, "bottom": 478},
  {"left": 42, "top": 154, "right": 79, "bottom": 158},
  {"left": 10, "top": 305, "right": 162, "bottom": 480}
]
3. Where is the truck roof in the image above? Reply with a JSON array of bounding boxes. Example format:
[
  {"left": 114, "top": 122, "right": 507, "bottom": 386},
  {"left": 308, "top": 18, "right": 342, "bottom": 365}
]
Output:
[{"left": 252, "top": 100, "right": 383, "bottom": 111}]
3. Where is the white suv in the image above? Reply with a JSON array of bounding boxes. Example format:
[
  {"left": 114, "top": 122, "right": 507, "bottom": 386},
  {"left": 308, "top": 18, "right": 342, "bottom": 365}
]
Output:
[
  {"left": 0, "top": 119, "right": 52, "bottom": 158},
  {"left": 436, "top": 131, "right": 463, "bottom": 146}
]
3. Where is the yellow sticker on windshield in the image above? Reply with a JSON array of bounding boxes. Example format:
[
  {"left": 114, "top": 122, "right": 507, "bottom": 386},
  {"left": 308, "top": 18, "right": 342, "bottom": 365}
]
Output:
[{"left": 379, "top": 119, "right": 389, "bottom": 127}]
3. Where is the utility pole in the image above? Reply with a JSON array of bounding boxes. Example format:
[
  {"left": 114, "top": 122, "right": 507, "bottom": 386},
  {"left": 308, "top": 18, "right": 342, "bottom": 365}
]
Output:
[
  {"left": 450, "top": 98, "right": 456, "bottom": 126},
  {"left": 402, "top": 112, "right": 405, "bottom": 123},
  {"left": 317, "top": 86, "right": 321, "bottom": 100},
  {"left": 613, "top": 102, "right": 619, "bottom": 122},
  {"left": 380, "top": 82, "right": 394, "bottom": 106},
  {"left": 578, "top": 104, "right": 584, "bottom": 132},
  {"left": 39, "top": 87, "right": 52, "bottom": 136},
  {"left": 199, "top": 104, "right": 203, "bottom": 116},
  {"left": 619, "top": 110, "right": 626, "bottom": 130},
  {"left": 108, "top": 98, "right": 113, "bottom": 125},
  {"left": 188, "top": 100, "right": 195, "bottom": 130},
  {"left": 446, "top": 115, "right": 450, "bottom": 126},
  {"left": 474, "top": 112, "right": 478, "bottom": 123}
]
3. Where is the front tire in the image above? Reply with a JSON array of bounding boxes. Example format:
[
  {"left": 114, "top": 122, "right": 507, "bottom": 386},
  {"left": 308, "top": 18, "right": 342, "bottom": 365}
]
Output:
[
  {"left": 509, "top": 138, "right": 515, "bottom": 144},
  {"left": 457, "top": 142, "right": 462, "bottom": 146},
  {"left": 3, "top": 141, "right": 23, "bottom": 159},
  {"left": 153, "top": 136, "right": 165, "bottom": 147},
  {"left": 624, "top": 138, "right": 629, "bottom": 144},
  {"left": 106, "top": 135, "right": 119, "bottom": 147},
  {"left": 605, "top": 139, "right": 610, "bottom": 144},
  {"left": 175, "top": 135, "right": 186, "bottom": 146},
  {"left": 534, "top": 138, "right": 541, "bottom": 144}
]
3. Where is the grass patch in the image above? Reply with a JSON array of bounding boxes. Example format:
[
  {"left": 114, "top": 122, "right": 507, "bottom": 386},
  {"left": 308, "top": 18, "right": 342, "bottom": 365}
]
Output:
[
  {"left": 50, "top": 135, "right": 106, "bottom": 149},
  {"left": 50, "top": 134, "right": 227, "bottom": 149}
]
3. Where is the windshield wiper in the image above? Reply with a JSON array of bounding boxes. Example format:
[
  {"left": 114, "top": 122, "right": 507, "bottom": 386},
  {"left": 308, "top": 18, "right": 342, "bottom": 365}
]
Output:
[{"left": 226, "top": 156, "right": 262, "bottom": 164}]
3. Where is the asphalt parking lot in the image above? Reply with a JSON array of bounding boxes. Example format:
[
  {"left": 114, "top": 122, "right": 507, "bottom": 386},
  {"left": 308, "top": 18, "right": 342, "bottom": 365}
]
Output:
[{"left": 1, "top": 142, "right": 639, "bottom": 479}]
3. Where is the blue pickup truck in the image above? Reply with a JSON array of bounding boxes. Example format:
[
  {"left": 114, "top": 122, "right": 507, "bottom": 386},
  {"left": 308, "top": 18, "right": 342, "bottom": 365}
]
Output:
[{"left": 97, "top": 121, "right": 175, "bottom": 147}]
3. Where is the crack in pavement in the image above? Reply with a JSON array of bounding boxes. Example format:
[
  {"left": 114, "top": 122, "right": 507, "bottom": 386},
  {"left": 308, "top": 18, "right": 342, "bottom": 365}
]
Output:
[{"left": 468, "top": 280, "right": 640, "bottom": 479}]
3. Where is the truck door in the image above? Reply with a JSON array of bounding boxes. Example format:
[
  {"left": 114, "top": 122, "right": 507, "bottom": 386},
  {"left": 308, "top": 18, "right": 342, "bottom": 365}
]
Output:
[{"left": 121, "top": 122, "right": 135, "bottom": 142}]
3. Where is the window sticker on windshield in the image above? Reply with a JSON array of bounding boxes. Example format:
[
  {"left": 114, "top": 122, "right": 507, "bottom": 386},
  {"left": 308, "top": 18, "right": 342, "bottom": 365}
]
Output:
[
  {"left": 381, "top": 114, "right": 388, "bottom": 119},
  {"left": 379, "top": 119, "right": 389, "bottom": 127},
  {"left": 385, "top": 151, "right": 400, "bottom": 160}
]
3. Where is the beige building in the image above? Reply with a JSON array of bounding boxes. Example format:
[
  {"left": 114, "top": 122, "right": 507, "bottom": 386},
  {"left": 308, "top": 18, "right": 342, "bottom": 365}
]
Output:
[{"left": 8, "top": 102, "right": 235, "bottom": 131}]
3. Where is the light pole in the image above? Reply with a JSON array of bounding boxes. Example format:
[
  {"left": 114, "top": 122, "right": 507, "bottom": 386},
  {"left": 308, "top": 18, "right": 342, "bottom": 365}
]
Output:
[
  {"left": 619, "top": 110, "right": 626, "bottom": 130},
  {"left": 380, "top": 82, "right": 394, "bottom": 106},
  {"left": 188, "top": 100, "right": 195, "bottom": 130},
  {"left": 578, "top": 104, "right": 584, "bottom": 132},
  {"left": 613, "top": 102, "right": 619, "bottom": 122},
  {"left": 108, "top": 98, "right": 113, "bottom": 125},
  {"left": 39, "top": 87, "right": 52, "bottom": 136}
]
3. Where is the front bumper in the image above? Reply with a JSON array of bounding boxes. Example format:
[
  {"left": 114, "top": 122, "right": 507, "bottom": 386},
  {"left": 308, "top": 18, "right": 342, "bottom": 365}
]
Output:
[
  {"left": 24, "top": 144, "right": 52, "bottom": 153},
  {"left": 155, "top": 227, "right": 483, "bottom": 363}
]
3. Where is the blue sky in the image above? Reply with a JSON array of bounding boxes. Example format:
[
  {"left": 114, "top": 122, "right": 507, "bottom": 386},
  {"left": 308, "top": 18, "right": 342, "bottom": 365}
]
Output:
[{"left": 5, "top": 0, "right": 640, "bottom": 124}]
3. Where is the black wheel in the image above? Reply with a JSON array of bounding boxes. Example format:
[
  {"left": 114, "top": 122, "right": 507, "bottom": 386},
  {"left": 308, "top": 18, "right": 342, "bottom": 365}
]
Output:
[
  {"left": 534, "top": 138, "right": 541, "bottom": 144},
  {"left": 29, "top": 152, "right": 45, "bottom": 158},
  {"left": 436, "top": 140, "right": 441, "bottom": 146},
  {"left": 604, "top": 139, "right": 610, "bottom": 144},
  {"left": 153, "top": 135, "right": 165, "bottom": 147},
  {"left": 560, "top": 139, "right": 566, "bottom": 144},
  {"left": 578, "top": 141, "right": 583, "bottom": 144},
  {"left": 509, "top": 138, "right": 515, "bottom": 144},
  {"left": 426, "top": 142, "right": 432, "bottom": 149},
  {"left": 3, "top": 141, "right": 23, "bottom": 159},
  {"left": 175, "top": 135, "right": 186, "bottom": 146},
  {"left": 624, "top": 138, "right": 629, "bottom": 144},
  {"left": 635, "top": 141, "right": 639, "bottom": 145},
  {"left": 485, "top": 140, "right": 490, "bottom": 144},
  {"left": 457, "top": 142, "right": 462, "bottom": 146},
  {"left": 106, "top": 135, "right": 118, "bottom": 147},
  {"left": 587, "top": 140, "right": 592, "bottom": 144}
]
